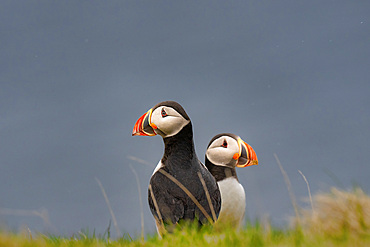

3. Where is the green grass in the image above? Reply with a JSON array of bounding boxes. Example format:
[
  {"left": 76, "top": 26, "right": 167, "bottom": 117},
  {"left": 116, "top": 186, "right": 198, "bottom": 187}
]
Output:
[
  {"left": 2, "top": 187, "right": 370, "bottom": 246},
  {"left": 1, "top": 221, "right": 370, "bottom": 247}
]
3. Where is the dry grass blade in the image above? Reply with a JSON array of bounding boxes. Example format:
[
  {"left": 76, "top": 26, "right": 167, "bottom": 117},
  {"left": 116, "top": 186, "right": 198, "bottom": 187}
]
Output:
[
  {"left": 128, "top": 164, "right": 145, "bottom": 240},
  {"left": 298, "top": 169, "right": 315, "bottom": 216},
  {"left": 27, "top": 228, "right": 32, "bottom": 240},
  {"left": 0, "top": 207, "right": 53, "bottom": 230},
  {"left": 300, "top": 187, "right": 370, "bottom": 237},
  {"left": 197, "top": 171, "right": 217, "bottom": 222},
  {"left": 274, "top": 153, "right": 301, "bottom": 225},
  {"left": 149, "top": 184, "right": 165, "bottom": 235},
  {"left": 95, "top": 177, "right": 121, "bottom": 237},
  {"left": 158, "top": 169, "right": 214, "bottom": 224},
  {"left": 127, "top": 155, "right": 154, "bottom": 167}
]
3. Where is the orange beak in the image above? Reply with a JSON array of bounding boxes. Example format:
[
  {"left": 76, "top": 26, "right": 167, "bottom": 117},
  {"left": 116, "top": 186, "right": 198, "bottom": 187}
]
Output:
[
  {"left": 235, "top": 138, "right": 258, "bottom": 167},
  {"left": 132, "top": 109, "right": 157, "bottom": 136}
]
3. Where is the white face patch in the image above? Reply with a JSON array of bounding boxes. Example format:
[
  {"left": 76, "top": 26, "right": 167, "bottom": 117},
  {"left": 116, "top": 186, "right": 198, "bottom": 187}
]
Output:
[
  {"left": 150, "top": 106, "right": 190, "bottom": 137},
  {"left": 206, "top": 136, "right": 239, "bottom": 167}
]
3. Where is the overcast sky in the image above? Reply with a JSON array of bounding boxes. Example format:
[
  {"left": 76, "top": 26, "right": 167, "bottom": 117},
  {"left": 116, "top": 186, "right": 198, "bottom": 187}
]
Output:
[{"left": 1, "top": 0, "right": 369, "bottom": 238}]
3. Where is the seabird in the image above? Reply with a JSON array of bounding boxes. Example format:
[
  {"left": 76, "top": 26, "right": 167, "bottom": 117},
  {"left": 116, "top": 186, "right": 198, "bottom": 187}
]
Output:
[
  {"left": 132, "top": 101, "right": 221, "bottom": 234},
  {"left": 205, "top": 133, "right": 258, "bottom": 227}
]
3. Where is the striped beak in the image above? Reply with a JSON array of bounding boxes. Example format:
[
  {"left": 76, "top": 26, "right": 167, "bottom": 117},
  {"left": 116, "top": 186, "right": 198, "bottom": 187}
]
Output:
[
  {"left": 235, "top": 138, "right": 258, "bottom": 167},
  {"left": 132, "top": 109, "right": 157, "bottom": 136}
]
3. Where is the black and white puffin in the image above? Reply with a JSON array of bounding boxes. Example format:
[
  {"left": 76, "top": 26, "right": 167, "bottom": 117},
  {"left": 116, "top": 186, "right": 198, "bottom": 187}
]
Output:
[
  {"left": 205, "top": 133, "right": 258, "bottom": 227},
  {"left": 132, "top": 101, "right": 221, "bottom": 234}
]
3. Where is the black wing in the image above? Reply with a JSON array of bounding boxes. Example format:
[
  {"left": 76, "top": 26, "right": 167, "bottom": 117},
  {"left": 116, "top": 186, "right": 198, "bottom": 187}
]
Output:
[
  {"left": 197, "top": 160, "right": 222, "bottom": 221},
  {"left": 148, "top": 169, "right": 185, "bottom": 226}
]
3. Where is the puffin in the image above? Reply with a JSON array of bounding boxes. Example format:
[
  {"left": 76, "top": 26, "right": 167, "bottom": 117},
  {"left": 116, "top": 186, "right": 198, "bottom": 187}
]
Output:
[
  {"left": 205, "top": 133, "right": 258, "bottom": 228},
  {"left": 132, "top": 101, "right": 221, "bottom": 235}
]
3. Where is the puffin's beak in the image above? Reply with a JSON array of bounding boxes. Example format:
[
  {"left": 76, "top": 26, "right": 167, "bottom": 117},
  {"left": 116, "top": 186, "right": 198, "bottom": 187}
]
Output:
[
  {"left": 132, "top": 109, "right": 157, "bottom": 136},
  {"left": 235, "top": 138, "right": 258, "bottom": 167}
]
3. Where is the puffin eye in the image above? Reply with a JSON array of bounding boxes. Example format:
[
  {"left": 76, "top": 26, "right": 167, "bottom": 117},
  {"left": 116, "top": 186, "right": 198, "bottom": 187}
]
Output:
[
  {"left": 161, "top": 108, "right": 168, "bottom": 117},
  {"left": 221, "top": 140, "right": 228, "bottom": 148}
]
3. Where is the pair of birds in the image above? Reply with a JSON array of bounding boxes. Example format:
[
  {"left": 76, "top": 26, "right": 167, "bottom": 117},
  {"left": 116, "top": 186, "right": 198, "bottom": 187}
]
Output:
[{"left": 132, "top": 101, "right": 258, "bottom": 235}]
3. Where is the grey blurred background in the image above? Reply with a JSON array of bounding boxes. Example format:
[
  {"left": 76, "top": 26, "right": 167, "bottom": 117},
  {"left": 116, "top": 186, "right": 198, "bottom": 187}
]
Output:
[{"left": 1, "top": 0, "right": 369, "bottom": 238}]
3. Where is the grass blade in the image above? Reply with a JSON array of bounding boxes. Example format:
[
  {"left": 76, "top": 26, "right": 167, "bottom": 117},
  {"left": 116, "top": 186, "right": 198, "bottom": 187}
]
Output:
[
  {"left": 148, "top": 184, "right": 165, "bottom": 235},
  {"left": 298, "top": 169, "right": 315, "bottom": 216},
  {"left": 197, "top": 171, "right": 217, "bottom": 222},
  {"left": 274, "top": 153, "right": 301, "bottom": 225},
  {"left": 128, "top": 164, "right": 145, "bottom": 240},
  {"left": 158, "top": 169, "right": 214, "bottom": 224},
  {"left": 95, "top": 177, "right": 121, "bottom": 237}
]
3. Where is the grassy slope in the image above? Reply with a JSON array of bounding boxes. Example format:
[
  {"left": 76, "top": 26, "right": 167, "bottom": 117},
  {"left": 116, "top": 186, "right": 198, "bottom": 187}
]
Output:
[
  {"left": 1, "top": 224, "right": 370, "bottom": 247},
  {"left": 1, "top": 187, "right": 370, "bottom": 246}
]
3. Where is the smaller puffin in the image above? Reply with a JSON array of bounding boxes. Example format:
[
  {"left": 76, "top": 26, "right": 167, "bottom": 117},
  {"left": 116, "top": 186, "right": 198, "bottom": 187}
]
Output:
[
  {"left": 205, "top": 133, "right": 258, "bottom": 227},
  {"left": 132, "top": 101, "right": 221, "bottom": 235}
]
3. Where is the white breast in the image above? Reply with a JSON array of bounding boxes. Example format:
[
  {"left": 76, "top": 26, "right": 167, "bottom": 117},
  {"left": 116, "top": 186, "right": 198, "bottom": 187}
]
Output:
[
  {"left": 152, "top": 159, "right": 164, "bottom": 237},
  {"left": 152, "top": 160, "right": 163, "bottom": 175},
  {"left": 216, "top": 177, "right": 246, "bottom": 227}
]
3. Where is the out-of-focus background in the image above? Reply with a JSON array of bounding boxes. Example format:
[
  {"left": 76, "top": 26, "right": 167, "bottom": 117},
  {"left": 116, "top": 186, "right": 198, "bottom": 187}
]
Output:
[{"left": 1, "top": 0, "right": 369, "bottom": 238}]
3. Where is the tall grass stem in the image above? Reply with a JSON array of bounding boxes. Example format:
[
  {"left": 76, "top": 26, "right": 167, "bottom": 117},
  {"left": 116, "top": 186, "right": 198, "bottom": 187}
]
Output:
[
  {"left": 158, "top": 169, "right": 214, "bottom": 224},
  {"left": 148, "top": 184, "right": 164, "bottom": 233},
  {"left": 274, "top": 153, "right": 301, "bottom": 225},
  {"left": 127, "top": 155, "right": 154, "bottom": 167},
  {"left": 298, "top": 169, "right": 315, "bottom": 216},
  {"left": 95, "top": 177, "right": 121, "bottom": 237},
  {"left": 128, "top": 164, "right": 145, "bottom": 239},
  {"left": 197, "top": 172, "right": 217, "bottom": 222}
]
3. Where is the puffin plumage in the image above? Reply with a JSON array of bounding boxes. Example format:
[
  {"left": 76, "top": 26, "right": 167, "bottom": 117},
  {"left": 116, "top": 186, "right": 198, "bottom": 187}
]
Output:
[
  {"left": 205, "top": 133, "right": 258, "bottom": 227},
  {"left": 132, "top": 101, "right": 221, "bottom": 234}
]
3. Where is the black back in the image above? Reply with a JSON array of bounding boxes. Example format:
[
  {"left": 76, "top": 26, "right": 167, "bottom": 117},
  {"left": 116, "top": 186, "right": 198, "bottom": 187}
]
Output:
[{"left": 148, "top": 122, "right": 221, "bottom": 227}]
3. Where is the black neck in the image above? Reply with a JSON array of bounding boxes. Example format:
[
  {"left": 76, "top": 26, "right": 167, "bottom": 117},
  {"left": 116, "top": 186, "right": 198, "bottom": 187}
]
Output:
[
  {"left": 161, "top": 123, "right": 196, "bottom": 168},
  {"left": 205, "top": 157, "right": 238, "bottom": 182}
]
